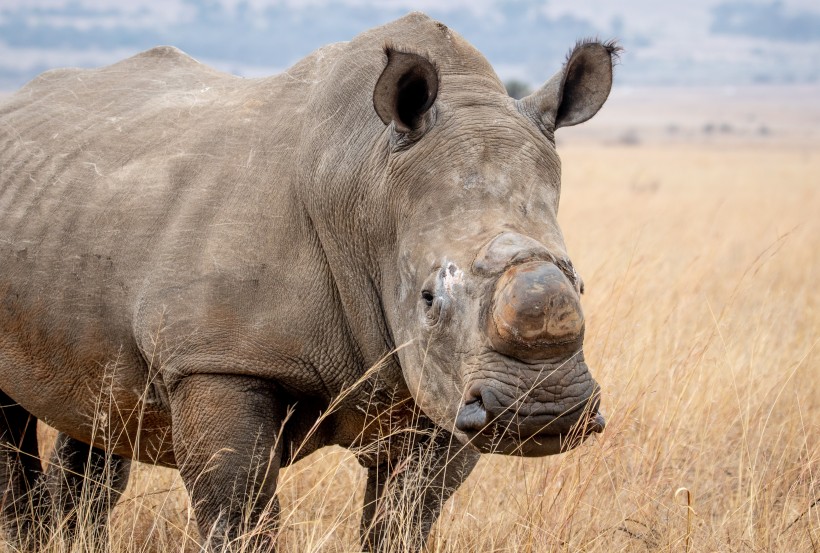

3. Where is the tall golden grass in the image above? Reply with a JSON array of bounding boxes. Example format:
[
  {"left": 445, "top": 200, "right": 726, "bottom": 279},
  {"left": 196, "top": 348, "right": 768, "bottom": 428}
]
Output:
[{"left": 5, "top": 143, "right": 819, "bottom": 552}]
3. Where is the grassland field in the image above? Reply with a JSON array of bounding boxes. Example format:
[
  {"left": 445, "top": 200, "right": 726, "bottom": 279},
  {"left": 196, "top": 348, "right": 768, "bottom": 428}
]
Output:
[{"left": 4, "top": 87, "right": 819, "bottom": 552}]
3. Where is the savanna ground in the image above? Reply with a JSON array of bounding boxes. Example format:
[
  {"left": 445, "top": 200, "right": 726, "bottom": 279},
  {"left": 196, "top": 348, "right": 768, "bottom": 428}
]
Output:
[{"left": 3, "top": 86, "right": 819, "bottom": 552}]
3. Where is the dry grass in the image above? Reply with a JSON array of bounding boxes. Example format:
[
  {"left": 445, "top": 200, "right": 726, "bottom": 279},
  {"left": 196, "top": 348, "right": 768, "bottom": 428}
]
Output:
[{"left": 4, "top": 142, "right": 819, "bottom": 552}]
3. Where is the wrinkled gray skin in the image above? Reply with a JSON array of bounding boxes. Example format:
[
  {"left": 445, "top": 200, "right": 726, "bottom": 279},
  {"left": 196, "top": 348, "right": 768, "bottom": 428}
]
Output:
[{"left": 0, "top": 13, "right": 616, "bottom": 552}]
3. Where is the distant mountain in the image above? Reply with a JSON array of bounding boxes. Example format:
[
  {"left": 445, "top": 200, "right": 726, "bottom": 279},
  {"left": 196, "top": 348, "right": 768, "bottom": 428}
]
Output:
[{"left": 1, "top": 0, "right": 818, "bottom": 92}]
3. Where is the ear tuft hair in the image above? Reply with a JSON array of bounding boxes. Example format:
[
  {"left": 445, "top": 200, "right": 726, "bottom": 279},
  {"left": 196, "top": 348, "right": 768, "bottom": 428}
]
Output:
[{"left": 565, "top": 38, "right": 623, "bottom": 67}]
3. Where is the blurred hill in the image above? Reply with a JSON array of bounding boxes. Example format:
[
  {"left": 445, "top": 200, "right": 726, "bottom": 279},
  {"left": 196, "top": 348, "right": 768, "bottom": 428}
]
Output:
[
  {"left": 557, "top": 84, "right": 820, "bottom": 147},
  {"left": 1, "top": 0, "right": 819, "bottom": 93}
]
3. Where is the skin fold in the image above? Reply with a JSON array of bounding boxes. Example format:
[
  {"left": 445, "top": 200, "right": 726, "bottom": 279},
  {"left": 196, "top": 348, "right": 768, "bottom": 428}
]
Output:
[{"left": 0, "top": 12, "right": 617, "bottom": 552}]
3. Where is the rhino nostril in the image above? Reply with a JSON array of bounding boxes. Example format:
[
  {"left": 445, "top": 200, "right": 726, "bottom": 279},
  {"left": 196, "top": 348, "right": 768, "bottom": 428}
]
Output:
[
  {"left": 455, "top": 398, "right": 489, "bottom": 433},
  {"left": 589, "top": 412, "right": 606, "bottom": 434}
]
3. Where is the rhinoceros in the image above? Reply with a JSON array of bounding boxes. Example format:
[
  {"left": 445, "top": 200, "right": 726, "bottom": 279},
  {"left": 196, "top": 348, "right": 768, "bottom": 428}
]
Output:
[{"left": 0, "top": 12, "right": 616, "bottom": 552}]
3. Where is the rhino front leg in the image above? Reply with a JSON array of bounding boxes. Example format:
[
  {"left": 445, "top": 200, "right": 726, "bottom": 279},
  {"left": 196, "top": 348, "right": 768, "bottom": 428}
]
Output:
[
  {"left": 360, "top": 429, "right": 479, "bottom": 552},
  {"left": 44, "top": 433, "right": 131, "bottom": 548},
  {"left": 170, "top": 374, "right": 284, "bottom": 552}
]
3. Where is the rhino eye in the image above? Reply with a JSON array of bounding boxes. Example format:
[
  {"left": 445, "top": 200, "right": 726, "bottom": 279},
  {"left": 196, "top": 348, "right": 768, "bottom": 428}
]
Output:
[{"left": 421, "top": 290, "right": 435, "bottom": 307}]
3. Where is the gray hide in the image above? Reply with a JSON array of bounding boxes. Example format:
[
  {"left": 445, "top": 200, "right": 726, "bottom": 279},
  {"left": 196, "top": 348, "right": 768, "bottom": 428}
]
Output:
[{"left": 0, "top": 12, "right": 617, "bottom": 552}]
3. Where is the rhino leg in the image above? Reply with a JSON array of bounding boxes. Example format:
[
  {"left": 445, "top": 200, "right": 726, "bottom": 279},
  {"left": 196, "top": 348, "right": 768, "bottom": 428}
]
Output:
[
  {"left": 0, "top": 390, "right": 45, "bottom": 550},
  {"left": 170, "top": 374, "right": 283, "bottom": 552},
  {"left": 43, "top": 432, "right": 131, "bottom": 548},
  {"left": 360, "top": 428, "right": 479, "bottom": 552}
]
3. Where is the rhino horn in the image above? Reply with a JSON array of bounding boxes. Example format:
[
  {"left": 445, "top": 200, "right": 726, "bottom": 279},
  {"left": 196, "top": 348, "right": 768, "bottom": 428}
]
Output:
[{"left": 488, "top": 261, "right": 584, "bottom": 361}]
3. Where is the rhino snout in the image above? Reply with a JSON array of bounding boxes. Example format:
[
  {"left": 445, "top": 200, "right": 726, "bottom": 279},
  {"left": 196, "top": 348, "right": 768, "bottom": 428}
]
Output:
[
  {"left": 455, "top": 380, "right": 603, "bottom": 437},
  {"left": 488, "top": 260, "right": 584, "bottom": 361}
]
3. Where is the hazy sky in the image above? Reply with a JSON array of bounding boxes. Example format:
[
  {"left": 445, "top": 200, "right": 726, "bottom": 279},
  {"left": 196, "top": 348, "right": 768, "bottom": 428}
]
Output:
[{"left": 1, "top": 0, "right": 819, "bottom": 91}]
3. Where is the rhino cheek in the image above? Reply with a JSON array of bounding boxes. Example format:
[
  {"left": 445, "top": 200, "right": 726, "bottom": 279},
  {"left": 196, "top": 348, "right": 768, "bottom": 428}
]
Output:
[{"left": 396, "top": 344, "right": 462, "bottom": 428}]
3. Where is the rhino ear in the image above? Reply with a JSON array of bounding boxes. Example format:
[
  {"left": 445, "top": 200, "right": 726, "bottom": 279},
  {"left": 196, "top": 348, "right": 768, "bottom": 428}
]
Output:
[
  {"left": 521, "top": 40, "right": 620, "bottom": 130},
  {"left": 373, "top": 48, "right": 439, "bottom": 134}
]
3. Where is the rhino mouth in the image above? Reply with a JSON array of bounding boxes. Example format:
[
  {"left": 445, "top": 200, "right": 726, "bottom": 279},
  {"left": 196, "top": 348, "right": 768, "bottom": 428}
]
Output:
[
  {"left": 455, "top": 395, "right": 605, "bottom": 457},
  {"left": 452, "top": 349, "right": 604, "bottom": 456}
]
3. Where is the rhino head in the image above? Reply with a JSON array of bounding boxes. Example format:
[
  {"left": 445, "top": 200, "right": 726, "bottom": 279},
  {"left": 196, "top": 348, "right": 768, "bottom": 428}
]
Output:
[{"left": 373, "top": 40, "right": 618, "bottom": 456}]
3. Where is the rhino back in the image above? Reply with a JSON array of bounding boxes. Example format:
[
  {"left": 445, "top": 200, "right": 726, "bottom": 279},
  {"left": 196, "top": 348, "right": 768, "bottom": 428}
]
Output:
[{"left": 0, "top": 44, "right": 358, "bottom": 455}]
